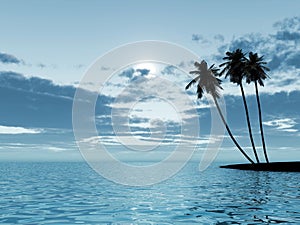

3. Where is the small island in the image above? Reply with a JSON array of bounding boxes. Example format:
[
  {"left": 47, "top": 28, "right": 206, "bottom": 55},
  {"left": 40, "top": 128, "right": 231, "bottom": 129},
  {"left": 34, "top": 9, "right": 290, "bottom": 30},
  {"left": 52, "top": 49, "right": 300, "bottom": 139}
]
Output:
[
  {"left": 220, "top": 161, "right": 300, "bottom": 172},
  {"left": 186, "top": 49, "right": 299, "bottom": 172}
]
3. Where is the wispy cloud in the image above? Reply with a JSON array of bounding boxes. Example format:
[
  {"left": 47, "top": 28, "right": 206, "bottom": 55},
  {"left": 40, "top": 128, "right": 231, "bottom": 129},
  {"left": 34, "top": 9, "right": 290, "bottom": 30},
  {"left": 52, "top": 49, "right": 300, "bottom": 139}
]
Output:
[
  {"left": 0, "top": 52, "right": 22, "bottom": 64},
  {"left": 192, "top": 34, "right": 210, "bottom": 44},
  {"left": 214, "top": 34, "right": 225, "bottom": 42},
  {"left": 0, "top": 125, "right": 42, "bottom": 134},
  {"left": 263, "top": 118, "right": 298, "bottom": 132},
  {"left": 79, "top": 133, "right": 210, "bottom": 147},
  {"left": 0, "top": 142, "right": 75, "bottom": 152},
  {"left": 37, "top": 63, "right": 46, "bottom": 69},
  {"left": 74, "top": 64, "right": 86, "bottom": 69}
]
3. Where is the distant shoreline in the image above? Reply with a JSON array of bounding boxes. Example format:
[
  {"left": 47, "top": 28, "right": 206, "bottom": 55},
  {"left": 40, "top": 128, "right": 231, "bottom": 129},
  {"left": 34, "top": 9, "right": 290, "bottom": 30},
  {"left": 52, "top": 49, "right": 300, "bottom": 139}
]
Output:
[{"left": 220, "top": 161, "right": 300, "bottom": 172}]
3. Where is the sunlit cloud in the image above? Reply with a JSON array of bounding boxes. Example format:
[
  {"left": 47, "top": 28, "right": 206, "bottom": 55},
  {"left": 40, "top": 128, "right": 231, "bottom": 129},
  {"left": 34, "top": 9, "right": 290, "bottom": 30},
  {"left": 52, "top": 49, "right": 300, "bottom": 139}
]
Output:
[
  {"left": 263, "top": 118, "right": 298, "bottom": 132},
  {"left": 0, "top": 125, "right": 42, "bottom": 134},
  {"left": 79, "top": 133, "right": 210, "bottom": 146}
]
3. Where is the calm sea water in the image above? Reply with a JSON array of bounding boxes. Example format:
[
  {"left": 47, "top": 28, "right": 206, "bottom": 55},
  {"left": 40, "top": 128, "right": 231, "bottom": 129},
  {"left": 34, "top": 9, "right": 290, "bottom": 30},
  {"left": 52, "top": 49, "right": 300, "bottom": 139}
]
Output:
[{"left": 0, "top": 162, "right": 299, "bottom": 224}]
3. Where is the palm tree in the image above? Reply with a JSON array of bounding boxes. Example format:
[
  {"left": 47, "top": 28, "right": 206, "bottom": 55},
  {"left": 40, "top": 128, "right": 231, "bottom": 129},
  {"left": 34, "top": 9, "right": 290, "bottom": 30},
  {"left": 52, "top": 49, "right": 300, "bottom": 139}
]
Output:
[
  {"left": 186, "top": 60, "right": 254, "bottom": 164},
  {"left": 245, "top": 52, "right": 270, "bottom": 163},
  {"left": 219, "top": 49, "right": 260, "bottom": 163}
]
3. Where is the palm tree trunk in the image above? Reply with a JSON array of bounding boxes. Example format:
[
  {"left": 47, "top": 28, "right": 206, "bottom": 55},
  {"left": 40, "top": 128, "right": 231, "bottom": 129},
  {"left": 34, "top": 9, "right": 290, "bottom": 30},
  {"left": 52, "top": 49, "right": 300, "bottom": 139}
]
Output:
[
  {"left": 213, "top": 97, "right": 255, "bottom": 164},
  {"left": 255, "top": 81, "right": 269, "bottom": 163},
  {"left": 240, "top": 83, "right": 260, "bottom": 163}
]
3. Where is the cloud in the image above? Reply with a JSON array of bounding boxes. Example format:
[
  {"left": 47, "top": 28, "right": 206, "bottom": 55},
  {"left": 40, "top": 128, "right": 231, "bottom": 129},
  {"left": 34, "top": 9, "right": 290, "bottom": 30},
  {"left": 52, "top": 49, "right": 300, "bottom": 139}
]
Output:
[
  {"left": 74, "top": 64, "right": 85, "bottom": 69},
  {"left": 118, "top": 67, "right": 151, "bottom": 80},
  {"left": 192, "top": 34, "right": 210, "bottom": 44},
  {"left": 37, "top": 63, "right": 46, "bottom": 69},
  {"left": 216, "top": 17, "right": 300, "bottom": 70},
  {"left": 99, "top": 55, "right": 300, "bottom": 145},
  {"left": 192, "top": 34, "right": 202, "bottom": 41},
  {"left": 190, "top": 16, "right": 300, "bottom": 94},
  {"left": 3, "top": 69, "right": 298, "bottom": 140},
  {"left": 1, "top": 42, "right": 300, "bottom": 150},
  {"left": 273, "top": 16, "right": 300, "bottom": 33},
  {"left": 103, "top": 73, "right": 201, "bottom": 146},
  {"left": 161, "top": 65, "right": 176, "bottom": 75},
  {"left": 29, "top": 63, "right": 58, "bottom": 69},
  {"left": 80, "top": 131, "right": 209, "bottom": 147},
  {"left": 0, "top": 52, "right": 21, "bottom": 64},
  {"left": 136, "top": 68, "right": 150, "bottom": 76},
  {"left": 101, "top": 66, "right": 110, "bottom": 71},
  {"left": 214, "top": 34, "right": 225, "bottom": 42},
  {"left": 119, "top": 68, "right": 135, "bottom": 79},
  {"left": 209, "top": 16, "right": 300, "bottom": 95},
  {"left": 285, "top": 52, "right": 300, "bottom": 68},
  {"left": 274, "top": 31, "right": 300, "bottom": 41},
  {"left": 190, "top": 33, "right": 223, "bottom": 57},
  {"left": 263, "top": 118, "right": 298, "bottom": 132},
  {"left": 0, "top": 71, "right": 112, "bottom": 129},
  {"left": 0, "top": 71, "right": 75, "bottom": 98},
  {"left": 0, "top": 125, "right": 42, "bottom": 134},
  {"left": 0, "top": 142, "right": 76, "bottom": 153}
]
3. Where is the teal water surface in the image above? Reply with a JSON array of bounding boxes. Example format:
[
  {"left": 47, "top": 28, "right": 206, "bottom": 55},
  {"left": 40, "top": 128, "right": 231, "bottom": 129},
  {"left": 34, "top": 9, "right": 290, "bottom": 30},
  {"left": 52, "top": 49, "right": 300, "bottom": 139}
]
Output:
[{"left": 0, "top": 162, "right": 299, "bottom": 224}]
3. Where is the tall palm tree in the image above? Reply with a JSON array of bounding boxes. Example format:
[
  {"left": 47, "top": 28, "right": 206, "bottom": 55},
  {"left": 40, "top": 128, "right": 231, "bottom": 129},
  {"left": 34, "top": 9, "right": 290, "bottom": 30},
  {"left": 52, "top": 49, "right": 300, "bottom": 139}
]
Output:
[
  {"left": 186, "top": 60, "right": 254, "bottom": 164},
  {"left": 245, "top": 52, "right": 270, "bottom": 163},
  {"left": 219, "top": 49, "right": 260, "bottom": 163}
]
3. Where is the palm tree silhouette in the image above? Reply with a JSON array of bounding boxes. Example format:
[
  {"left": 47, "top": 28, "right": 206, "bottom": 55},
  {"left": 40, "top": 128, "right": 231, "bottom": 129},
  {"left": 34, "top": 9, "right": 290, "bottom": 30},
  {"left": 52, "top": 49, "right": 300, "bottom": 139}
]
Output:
[
  {"left": 245, "top": 52, "right": 270, "bottom": 163},
  {"left": 186, "top": 60, "right": 254, "bottom": 164},
  {"left": 219, "top": 49, "right": 260, "bottom": 163}
]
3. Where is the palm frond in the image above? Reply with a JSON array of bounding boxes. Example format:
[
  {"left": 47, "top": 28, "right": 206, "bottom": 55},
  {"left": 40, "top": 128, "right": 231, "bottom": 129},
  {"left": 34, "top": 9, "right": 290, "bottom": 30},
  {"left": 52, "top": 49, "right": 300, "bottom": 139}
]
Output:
[
  {"left": 185, "top": 75, "right": 200, "bottom": 90},
  {"left": 189, "top": 70, "right": 201, "bottom": 75},
  {"left": 197, "top": 85, "right": 204, "bottom": 99},
  {"left": 245, "top": 51, "right": 270, "bottom": 85}
]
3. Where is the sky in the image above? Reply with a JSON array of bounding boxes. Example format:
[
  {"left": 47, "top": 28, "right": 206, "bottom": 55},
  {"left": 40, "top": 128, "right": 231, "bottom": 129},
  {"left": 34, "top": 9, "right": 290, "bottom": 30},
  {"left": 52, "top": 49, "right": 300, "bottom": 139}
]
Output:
[
  {"left": 1, "top": 0, "right": 300, "bottom": 84},
  {"left": 0, "top": 0, "right": 300, "bottom": 164}
]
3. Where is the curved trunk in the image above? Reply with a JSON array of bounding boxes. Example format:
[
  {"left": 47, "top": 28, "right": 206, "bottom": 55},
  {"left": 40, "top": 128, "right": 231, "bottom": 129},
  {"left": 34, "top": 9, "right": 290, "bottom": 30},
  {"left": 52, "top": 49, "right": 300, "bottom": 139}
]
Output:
[
  {"left": 213, "top": 97, "right": 255, "bottom": 164},
  {"left": 255, "top": 81, "right": 269, "bottom": 163},
  {"left": 240, "top": 83, "right": 260, "bottom": 163}
]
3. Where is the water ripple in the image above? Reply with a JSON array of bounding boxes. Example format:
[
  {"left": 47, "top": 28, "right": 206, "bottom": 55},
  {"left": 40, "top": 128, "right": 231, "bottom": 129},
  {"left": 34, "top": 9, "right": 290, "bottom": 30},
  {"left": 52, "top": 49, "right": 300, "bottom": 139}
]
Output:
[{"left": 0, "top": 162, "right": 299, "bottom": 224}]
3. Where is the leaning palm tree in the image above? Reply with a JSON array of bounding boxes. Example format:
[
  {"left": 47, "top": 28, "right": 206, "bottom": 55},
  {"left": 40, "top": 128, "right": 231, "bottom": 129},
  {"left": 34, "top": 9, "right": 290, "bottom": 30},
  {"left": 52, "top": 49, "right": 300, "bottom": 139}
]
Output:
[
  {"left": 186, "top": 60, "right": 254, "bottom": 164},
  {"left": 245, "top": 52, "right": 270, "bottom": 163},
  {"left": 219, "top": 49, "right": 260, "bottom": 163}
]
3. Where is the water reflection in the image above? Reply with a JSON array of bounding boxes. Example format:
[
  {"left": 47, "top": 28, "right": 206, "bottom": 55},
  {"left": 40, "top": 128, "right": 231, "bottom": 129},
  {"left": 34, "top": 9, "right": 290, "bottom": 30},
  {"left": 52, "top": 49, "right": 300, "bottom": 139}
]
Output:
[{"left": 186, "top": 167, "right": 299, "bottom": 224}]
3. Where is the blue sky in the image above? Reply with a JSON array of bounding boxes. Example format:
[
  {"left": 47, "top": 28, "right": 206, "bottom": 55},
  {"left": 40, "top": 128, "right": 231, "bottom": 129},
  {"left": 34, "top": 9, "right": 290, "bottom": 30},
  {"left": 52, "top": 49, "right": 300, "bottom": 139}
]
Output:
[
  {"left": 1, "top": 0, "right": 300, "bottom": 84},
  {"left": 0, "top": 0, "right": 300, "bottom": 163}
]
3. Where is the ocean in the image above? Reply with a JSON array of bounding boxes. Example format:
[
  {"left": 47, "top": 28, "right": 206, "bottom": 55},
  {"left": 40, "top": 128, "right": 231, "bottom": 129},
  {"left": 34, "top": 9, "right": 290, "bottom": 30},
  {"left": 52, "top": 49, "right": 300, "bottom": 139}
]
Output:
[{"left": 0, "top": 162, "right": 299, "bottom": 224}]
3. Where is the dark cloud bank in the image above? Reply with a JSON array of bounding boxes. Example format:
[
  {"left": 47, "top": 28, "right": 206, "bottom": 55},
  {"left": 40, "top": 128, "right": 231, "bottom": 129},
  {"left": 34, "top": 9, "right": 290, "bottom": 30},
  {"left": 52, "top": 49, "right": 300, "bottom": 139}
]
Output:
[
  {"left": 1, "top": 17, "right": 300, "bottom": 136},
  {"left": 0, "top": 71, "right": 112, "bottom": 129},
  {"left": 0, "top": 71, "right": 299, "bottom": 137}
]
